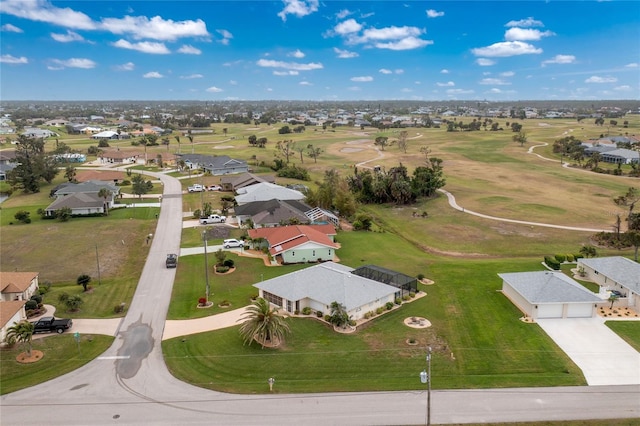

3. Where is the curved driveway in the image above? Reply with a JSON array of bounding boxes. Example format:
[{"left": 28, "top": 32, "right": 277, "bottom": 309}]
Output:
[{"left": 2, "top": 172, "right": 639, "bottom": 425}]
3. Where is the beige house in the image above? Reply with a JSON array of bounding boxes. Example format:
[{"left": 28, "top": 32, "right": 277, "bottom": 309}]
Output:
[{"left": 0, "top": 272, "right": 39, "bottom": 343}]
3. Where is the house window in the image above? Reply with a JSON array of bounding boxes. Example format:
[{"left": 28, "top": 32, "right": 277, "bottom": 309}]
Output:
[
  {"left": 292, "top": 251, "right": 295, "bottom": 257},
  {"left": 328, "top": 250, "right": 331, "bottom": 256},
  {"left": 287, "top": 300, "right": 293, "bottom": 313},
  {"left": 263, "top": 291, "right": 283, "bottom": 307},
  {"left": 312, "top": 250, "right": 316, "bottom": 256}
]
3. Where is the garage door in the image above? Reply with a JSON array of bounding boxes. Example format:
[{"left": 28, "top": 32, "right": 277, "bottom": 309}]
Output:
[
  {"left": 566, "top": 303, "right": 593, "bottom": 318},
  {"left": 538, "top": 304, "right": 563, "bottom": 318}
]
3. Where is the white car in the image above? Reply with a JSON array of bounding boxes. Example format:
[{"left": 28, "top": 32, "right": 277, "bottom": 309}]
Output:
[
  {"left": 223, "top": 239, "right": 244, "bottom": 249},
  {"left": 207, "top": 185, "right": 222, "bottom": 191},
  {"left": 188, "top": 184, "right": 204, "bottom": 193}
]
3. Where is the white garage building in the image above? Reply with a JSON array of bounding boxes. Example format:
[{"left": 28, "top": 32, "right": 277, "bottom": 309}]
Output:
[
  {"left": 499, "top": 271, "right": 602, "bottom": 320},
  {"left": 577, "top": 256, "right": 640, "bottom": 309}
]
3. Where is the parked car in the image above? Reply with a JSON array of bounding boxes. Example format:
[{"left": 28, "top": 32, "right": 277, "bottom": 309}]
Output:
[
  {"left": 610, "top": 290, "right": 624, "bottom": 297},
  {"left": 166, "top": 253, "right": 178, "bottom": 268},
  {"left": 207, "top": 185, "right": 222, "bottom": 191},
  {"left": 31, "top": 317, "right": 73, "bottom": 334},
  {"left": 223, "top": 239, "right": 244, "bottom": 249},
  {"left": 188, "top": 184, "right": 204, "bottom": 193},
  {"left": 199, "top": 214, "right": 226, "bottom": 224}
]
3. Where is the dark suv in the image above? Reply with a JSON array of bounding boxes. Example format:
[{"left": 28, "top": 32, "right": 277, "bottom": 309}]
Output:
[{"left": 166, "top": 253, "right": 178, "bottom": 268}]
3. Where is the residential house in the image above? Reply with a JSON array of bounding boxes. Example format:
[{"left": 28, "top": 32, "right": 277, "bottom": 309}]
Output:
[
  {"left": 0, "top": 271, "right": 39, "bottom": 341},
  {"left": 0, "top": 300, "right": 28, "bottom": 343},
  {"left": 98, "top": 149, "right": 141, "bottom": 165},
  {"left": 178, "top": 154, "right": 248, "bottom": 176},
  {"left": 22, "top": 128, "right": 58, "bottom": 138},
  {"left": 499, "top": 271, "right": 601, "bottom": 319},
  {"left": 45, "top": 180, "right": 119, "bottom": 217},
  {"left": 0, "top": 150, "right": 17, "bottom": 181},
  {"left": 248, "top": 224, "right": 338, "bottom": 264},
  {"left": 235, "top": 199, "right": 312, "bottom": 228},
  {"left": 92, "top": 131, "right": 122, "bottom": 140},
  {"left": 577, "top": 256, "right": 640, "bottom": 308},
  {"left": 254, "top": 262, "right": 398, "bottom": 320},
  {"left": 235, "top": 182, "right": 305, "bottom": 205},
  {"left": 219, "top": 172, "right": 276, "bottom": 192}
]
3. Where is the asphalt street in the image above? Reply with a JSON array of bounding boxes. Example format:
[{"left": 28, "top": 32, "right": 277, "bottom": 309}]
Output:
[{"left": 1, "top": 170, "right": 639, "bottom": 425}]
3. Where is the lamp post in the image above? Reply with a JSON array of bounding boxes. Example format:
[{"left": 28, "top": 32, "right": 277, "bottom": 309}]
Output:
[
  {"left": 419, "top": 346, "right": 432, "bottom": 426},
  {"left": 202, "top": 230, "right": 210, "bottom": 304}
]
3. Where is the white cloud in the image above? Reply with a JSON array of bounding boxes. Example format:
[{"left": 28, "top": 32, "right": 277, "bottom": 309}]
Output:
[
  {"left": 256, "top": 59, "right": 323, "bottom": 71},
  {"left": 216, "top": 29, "right": 232, "bottom": 45},
  {"left": 379, "top": 68, "right": 392, "bottom": 74},
  {"left": 299, "top": 81, "right": 313, "bottom": 86},
  {"left": 336, "top": 9, "right": 352, "bottom": 19},
  {"left": 180, "top": 73, "right": 203, "bottom": 79},
  {"left": 273, "top": 70, "right": 299, "bottom": 76},
  {"left": 334, "top": 48, "right": 358, "bottom": 58},
  {"left": 447, "top": 88, "right": 474, "bottom": 95},
  {"left": 0, "top": 0, "right": 96, "bottom": 30},
  {"left": 440, "top": 69, "right": 449, "bottom": 74},
  {"left": 229, "top": 80, "right": 237, "bottom": 85},
  {"left": 500, "top": 71, "right": 515, "bottom": 77},
  {"left": 542, "top": 54, "right": 576, "bottom": 66},
  {"left": 347, "top": 86, "right": 362, "bottom": 91},
  {"left": 624, "top": 63, "right": 638, "bottom": 68},
  {"left": 1, "top": 23, "right": 23, "bottom": 33},
  {"left": 113, "top": 39, "right": 170, "bottom": 54},
  {"left": 395, "top": 69, "right": 404, "bottom": 74},
  {"left": 488, "top": 88, "right": 503, "bottom": 94},
  {"left": 289, "top": 49, "right": 305, "bottom": 58},
  {"left": 0, "top": 54, "right": 28, "bottom": 64},
  {"left": 505, "top": 17, "right": 543, "bottom": 28},
  {"left": 351, "top": 76, "right": 373, "bottom": 82},
  {"left": 471, "top": 41, "right": 542, "bottom": 57},
  {"left": 333, "top": 19, "right": 362, "bottom": 36},
  {"left": 51, "top": 30, "right": 85, "bottom": 43},
  {"left": 374, "top": 36, "right": 433, "bottom": 51},
  {"left": 100, "top": 15, "right": 209, "bottom": 41},
  {"left": 585, "top": 76, "right": 617, "bottom": 83},
  {"left": 359, "top": 25, "right": 424, "bottom": 42},
  {"left": 613, "top": 85, "right": 632, "bottom": 91},
  {"left": 277, "top": 0, "right": 319, "bottom": 21},
  {"left": 143, "top": 71, "right": 163, "bottom": 78},
  {"left": 505, "top": 27, "right": 554, "bottom": 41},
  {"left": 476, "top": 58, "right": 495, "bottom": 66},
  {"left": 479, "top": 78, "right": 510, "bottom": 85},
  {"left": 206, "top": 86, "right": 223, "bottom": 92},
  {"left": 178, "top": 45, "right": 201, "bottom": 55},
  {"left": 436, "top": 81, "right": 455, "bottom": 87},
  {"left": 50, "top": 58, "right": 96, "bottom": 69},
  {"left": 115, "top": 62, "right": 135, "bottom": 71},
  {"left": 401, "top": 88, "right": 413, "bottom": 93},
  {"left": 426, "top": 9, "right": 444, "bottom": 18}
]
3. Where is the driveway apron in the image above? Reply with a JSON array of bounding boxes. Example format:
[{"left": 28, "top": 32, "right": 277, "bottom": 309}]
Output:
[{"left": 537, "top": 317, "right": 640, "bottom": 386}]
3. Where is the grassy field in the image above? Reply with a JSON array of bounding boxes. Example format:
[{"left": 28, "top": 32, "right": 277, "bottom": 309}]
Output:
[
  {"left": 0, "top": 334, "right": 114, "bottom": 395},
  {"left": 606, "top": 321, "right": 640, "bottom": 352},
  {"left": 1, "top": 114, "right": 639, "bottom": 397}
]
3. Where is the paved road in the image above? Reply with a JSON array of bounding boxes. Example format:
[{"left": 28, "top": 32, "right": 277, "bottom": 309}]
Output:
[{"left": 2, "top": 171, "right": 639, "bottom": 425}]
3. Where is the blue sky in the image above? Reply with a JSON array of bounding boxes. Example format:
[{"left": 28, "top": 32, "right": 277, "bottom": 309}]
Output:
[{"left": 1, "top": 1, "right": 638, "bottom": 101}]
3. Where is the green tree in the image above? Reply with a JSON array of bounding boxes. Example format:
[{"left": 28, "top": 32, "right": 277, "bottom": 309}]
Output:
[
  {"left": 174, "top": 135, "right": 181, "bottom": 153},
  {"left": 5, "top": 321, "right": 35, "bottom": 357},
  {"left": 329, "top": 301, "right": 350, "bottom": 329},
  {"left": 275, "top": 140, "right": 295, "bottom": 164},
  {"left": 374, "top": 136, "right": 389, "bottom": 151},
  {"left": 614, "top": 187, "right": 640, "bottom": 231},
  {"left": 77, "top": 274, "right": 92, "bottom": 292},
  {"left": 239, "top": 297, "right": 290, "bottom": 348},
  {"left": 307, "top": 144, "right": 323, "bottom": 163},
  {"left": 131, "top": 174, "right": 153, "bottom": 198},
  {"left": 397, "top": 130, "right": 409, "bottom": 153},
  {"left": 64, "top": 165, "right": 77, "bottom": 182},
  {"left": 14, "top": 210, "right": 31, "bottom": 224},
  {"left": 97, "top": 187, "right": 112, "bottom": 215},
  {"left": 512, "top": 131, "right": 527, "bottom": 147},
  {"left": 579, "top": 245, "right": 597, "bottom": 258},
  {"left": 625, "top": 230, "right": 640, "bottom": 262},
  {"left": 7, "top": 135, "right": 60, "bottom": 193},
  {"left": 56, "top": 207, "right": 72, "bottom": 222},
  {"left": 608, "top": 293, "right": 619, "bottom": 309},
  {"left": 64, "top": 294, "right": 84, "bottom": 312}
]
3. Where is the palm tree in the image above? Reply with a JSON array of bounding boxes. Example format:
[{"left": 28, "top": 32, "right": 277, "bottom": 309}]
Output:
[
  {"left": 329, "top": 301, "right": 349, "bottom": 329},
  {"left": 97, "top": 188, "right": 112, "bottom": 215},
  {"left": 238, "top": 297, "right": 290, "bottom": 348},
  {"left": 174, "top": 135, "right": 181, "bottom": 154},
  {"left": 5, "top": 320, "right": 35, "bottom": 357}
]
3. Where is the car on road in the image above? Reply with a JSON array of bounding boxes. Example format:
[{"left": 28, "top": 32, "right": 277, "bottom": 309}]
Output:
[
  {"left": 223, "top": 239, "right": 244, "bottom": 249},
  {"left": 166, "top": 253, "right": 178, "bottom": 268}
]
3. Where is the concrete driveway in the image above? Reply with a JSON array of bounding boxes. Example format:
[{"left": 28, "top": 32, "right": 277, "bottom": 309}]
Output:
[{"left": 536, "top": 317, "right": 640, "bottom": 386}]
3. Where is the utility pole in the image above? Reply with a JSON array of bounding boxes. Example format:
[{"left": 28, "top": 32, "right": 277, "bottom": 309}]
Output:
[
  {"left": 95, "top": 243, "right": 101, "bottom": 285},
  {"left": 203, "top": 230, "right": 210, "bottom": 303}
]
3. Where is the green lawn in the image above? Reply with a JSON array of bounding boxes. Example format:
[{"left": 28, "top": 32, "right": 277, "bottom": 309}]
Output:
[
  {"left": 0, "top": 334, "right": 114, "bottom": 395},
  {"left": 605, "top": 321, "right": 640, "bottom": 352}
]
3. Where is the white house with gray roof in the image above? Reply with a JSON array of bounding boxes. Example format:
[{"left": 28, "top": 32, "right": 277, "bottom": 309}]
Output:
[
  {"left": 577, "top": 256, "right": 640, "bottom": 308},
  {"left": 499, "top": 271, "right": 601, "bottom": 319},
  {"left": 254, "top": 262, "right": 398, "bottom": 320},
  {"left": 235, "top": 182, "right": 305, "bottom": 205}
]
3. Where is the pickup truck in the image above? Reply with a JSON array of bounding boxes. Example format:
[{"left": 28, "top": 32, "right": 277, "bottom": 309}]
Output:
[
  {"left": 199, "top": 214, "right": 227, "bottom": 224},
  {"left": 188, "top": 184, "right": 204, "bottom": 193},
  {"left": 31, "top": 316, "right": 73, "bottom": 334},
  {"left": 166, "top": 253, "right": 178, "bottom": 268}
]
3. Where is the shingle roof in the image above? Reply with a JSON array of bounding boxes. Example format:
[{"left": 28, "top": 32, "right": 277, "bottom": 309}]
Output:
[
  {"left": 0, "top": 272, "right": 38, "bottom": 294},
  {"left": 498, "top": 271, "right": 602, "bottom": 304},
  {"left": 254, "top": 262, "right": 397, "bottom": 311},
  {"left": 45, "top": 192, "right": 104, "bottom": 211},
  {"left": 579, "top": 256, "right": 640, "bottom": 293},
  {"left": 235, "top": 182, "right": 305, "bottom": 204},
  {"left": 0, "top": 300, "right": 27, "bottom": 328},
  {"left": 248, "top": 224, "right": 338, "bottom": 255}
]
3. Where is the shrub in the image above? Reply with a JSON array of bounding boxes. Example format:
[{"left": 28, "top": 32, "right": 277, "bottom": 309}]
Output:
[
  {"left": 364, "top": 312, "right": 372, "bottom": 319},
  {"left": 409, "top": 292, "right": 416, "bottom": 298},
  {"left": 348, "top": 320, "right": 356, "bottom": 327},
  {"left": 198, "top": 297, "right": 207, "bottom": 306},
  {"left": 14, "top": 210, "right": 31, "bottom": 224},
  {"left": 30, "top": 294, "right": 42, "bottom": 304},
  {"left": 385, "top": 302, "right": 394, "bottom": 310},
  {"left": 395, "top": 297, "right": 402, "bottom": 305},
  {"left": 302, "top": 307, "right": 312, "bottom": 315},
  {"left": 294, "top": 310, "right": 299, "bottom": 315},
  {"left": 417, "top": 273, "right": 425, "bottom": 281},
  {"left": 566, "top": 254, "right": 575, "bottom": 262},
  {"left": 192, "top": 209, "right": 201, "bottom": 219},
  {"left": 402, "top": 295, "right": 411, "bottom": 301},
  {"left": 554, "top": 254, "right": 566, "bottom": 263},
  {"left": 324, "top": 315, "right": 331, "bottom": 322},
  {"left": 25, "top": 300, "right": 38, "bottom": 310},
  {"left": 316, "top": 311, "right": 323, "bottom": 318},
  {"left": 114, "top": 303, "right": 126, "bottom": 313},
  {"left": 376, "top": 307, "right": 385, "bottom": 315},
  {"left": 216, "top": 265, "right": 230, "bottom": 273},
  {"left": 223, "top": 259, "right": 235, "bottom": 268},
  {"left": 544, "top": 255, "right": 561, "bottom": 270}
]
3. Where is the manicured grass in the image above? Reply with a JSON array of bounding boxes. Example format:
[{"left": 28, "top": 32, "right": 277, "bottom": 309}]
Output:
[
  {"left": 164, "top": 232, "right": 586, "bottom": 393},
  {"left": 0, "top": 334, "right": 114, "bottom": 395},
  {"left": 605, "top": 321, "right": 640, "bottom": 352}
]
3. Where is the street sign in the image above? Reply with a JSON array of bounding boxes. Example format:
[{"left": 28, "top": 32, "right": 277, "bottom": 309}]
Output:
[{"left": 74, "top": 332, "right": 80, "bottom": 342}]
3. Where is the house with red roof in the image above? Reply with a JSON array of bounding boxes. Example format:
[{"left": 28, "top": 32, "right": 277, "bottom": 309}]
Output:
[{"left": 247, "top": 224, "right": 338, "bottom": 264}]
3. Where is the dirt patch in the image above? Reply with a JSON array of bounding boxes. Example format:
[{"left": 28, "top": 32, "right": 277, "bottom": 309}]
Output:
[
  {"left": 346, "top": 139, "right": 370, "bottom": 145},
  {"left": 16, "top": 350, "right": 44, "bottom": 364},
  {"left": 341, "top": 148, "right": 364, "bottom": 153},
  {"left": 213, "top": 146, "right": 234, "bottom": 149}
]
